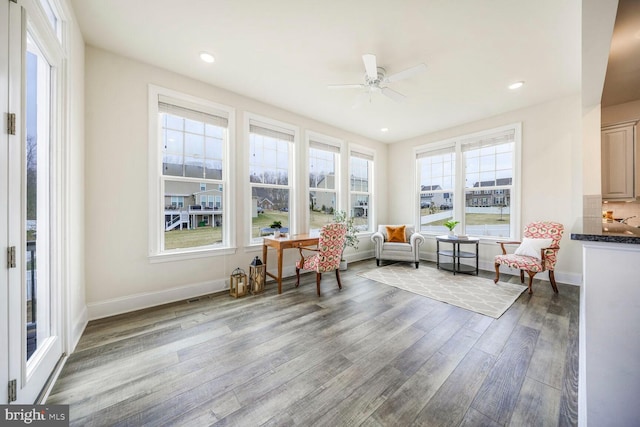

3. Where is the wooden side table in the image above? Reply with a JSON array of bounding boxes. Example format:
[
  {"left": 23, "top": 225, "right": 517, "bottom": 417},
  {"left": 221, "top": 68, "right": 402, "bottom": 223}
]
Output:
[
  {"left": 436, "top": 235, "right": 480, "bottom": 275},
  {"left": 262, "top": 233, "right": 319, "bottom": 294}
]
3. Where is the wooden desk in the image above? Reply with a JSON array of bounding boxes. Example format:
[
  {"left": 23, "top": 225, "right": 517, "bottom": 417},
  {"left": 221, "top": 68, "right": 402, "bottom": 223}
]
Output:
[{"left": 262, "top": 233, "right": 319, "bottom": 294}]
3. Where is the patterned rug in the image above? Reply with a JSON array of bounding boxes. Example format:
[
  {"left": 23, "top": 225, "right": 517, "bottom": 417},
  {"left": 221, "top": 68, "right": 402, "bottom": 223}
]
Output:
[{"left": 358, "top": 263, "right": 527, "bottom": 318}]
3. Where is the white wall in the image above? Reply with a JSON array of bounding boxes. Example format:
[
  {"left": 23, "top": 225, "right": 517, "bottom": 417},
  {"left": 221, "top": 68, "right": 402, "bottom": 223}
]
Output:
[
  {"left": 386, "top": 95, "right": 584, "bottom": 285},
  {"left": 84, "top": 46, "right": 386, "bottom": 319}
]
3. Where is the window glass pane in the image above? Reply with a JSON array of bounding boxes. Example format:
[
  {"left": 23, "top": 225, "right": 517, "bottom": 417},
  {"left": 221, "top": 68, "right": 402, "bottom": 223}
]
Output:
[
  {"left": 419, "top": 192, "right": 455, "bottom": 233},
  {"left": 185, "top": 133, "right": 204, "bottom": 157},
  {"left": 310, "top": 147, "right": 336, "bottom": 189},
  {"left": 161, "top": 112, "right": 226, "bottom": 179},
  {"left": 165, "top": 130, "right": 183, "bottom": 153},
  {"left": 309, "top": 192, "right": 335, "bottom": 232},
  {"left": 251, "top": 187, "right": 289, "bottom": 239},
  {"left": 185, "top": 118, "right": 204, "bottom": 134},
  {"left": 420, "top": 152, "right": 455, "bottom": 190},
  {"left": 165, "top": 114, "right": 183, "bottom": 131},
  {"left": 465, "top": 189, "right": 511, "bottom": 238},
  {"left": 349, "top": 155, "right": 372, "bottom": 232},
  {"left": 164, "top": 180, "right": 223, "bottom": 249},
  {"left": 350, "top": 194, "right": 369, "bottom": 231},
  {"left": 184, "top": 156, "right": 204, "bottom": 178}
]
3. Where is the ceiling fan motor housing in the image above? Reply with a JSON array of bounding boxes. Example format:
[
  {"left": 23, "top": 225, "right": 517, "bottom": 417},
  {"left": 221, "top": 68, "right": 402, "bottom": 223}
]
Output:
[{"left": 365, "top": 67, "right": 386, "bottom": 88}]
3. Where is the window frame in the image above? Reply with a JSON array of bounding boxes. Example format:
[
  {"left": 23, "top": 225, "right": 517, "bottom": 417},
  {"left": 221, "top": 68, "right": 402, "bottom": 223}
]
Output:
[
  {"left": 306, "top": 131, "right": 343, "bottom": 233},
  {"left": 349, "top": 146, "right": 375, "bottom": 234},
  {"left": 148, "top": 85, "right": 236, "bottom": 262},
  {"left": 415, "top": 123, "right": 521, "bottom": 240},
  {"left": 245, "top": 113, "right": 298, "bottom": 246}
]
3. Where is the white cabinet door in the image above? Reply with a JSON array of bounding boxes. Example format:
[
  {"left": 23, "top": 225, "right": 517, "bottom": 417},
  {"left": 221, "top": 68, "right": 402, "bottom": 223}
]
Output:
[{"left": 601, "top": 122, "right": 636, "bottom": 199}]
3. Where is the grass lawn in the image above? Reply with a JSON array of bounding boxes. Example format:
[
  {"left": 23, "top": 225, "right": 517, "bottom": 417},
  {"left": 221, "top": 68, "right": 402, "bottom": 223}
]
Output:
[
  {"left": 422, "top": 213, "right": 510, "bottom": 227},
  {"left": 165, "top": 226, "right": 222, "bottom": 250}
]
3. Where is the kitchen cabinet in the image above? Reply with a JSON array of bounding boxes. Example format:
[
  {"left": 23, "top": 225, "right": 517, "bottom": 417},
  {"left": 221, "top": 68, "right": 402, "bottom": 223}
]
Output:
[
  {"left": 601, "top": 121, "right": 637, "bottom": 200},
  {"left": 579, "top": 241, "right": 640, "bottom": 426}
]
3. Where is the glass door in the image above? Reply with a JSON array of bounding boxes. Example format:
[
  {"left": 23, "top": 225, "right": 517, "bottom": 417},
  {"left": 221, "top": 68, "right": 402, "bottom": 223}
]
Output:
[{"left": 4, "top": 0, "right": 63, "bottom": 404}]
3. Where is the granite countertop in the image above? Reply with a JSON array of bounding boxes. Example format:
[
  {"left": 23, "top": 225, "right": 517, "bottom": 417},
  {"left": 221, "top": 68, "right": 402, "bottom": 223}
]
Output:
[{"left": 571, "top": 218, "right": 640, "bottom": 245}]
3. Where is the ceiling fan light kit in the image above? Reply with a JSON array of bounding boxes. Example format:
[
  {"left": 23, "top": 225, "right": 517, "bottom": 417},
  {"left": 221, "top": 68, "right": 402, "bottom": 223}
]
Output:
[{"left": 329, "top": 53, "right": 427, "bottom": 105}]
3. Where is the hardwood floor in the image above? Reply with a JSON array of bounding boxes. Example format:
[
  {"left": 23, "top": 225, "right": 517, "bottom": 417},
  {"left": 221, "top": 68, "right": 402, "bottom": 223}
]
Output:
[{"left": 47, "top": 260, "right": 579, "bottom": 426}]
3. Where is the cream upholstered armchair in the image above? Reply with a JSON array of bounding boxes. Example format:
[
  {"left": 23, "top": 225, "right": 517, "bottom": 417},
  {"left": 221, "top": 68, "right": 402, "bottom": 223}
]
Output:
[{"left": 371, "top": 224, "right": 424, "bottom": 268}]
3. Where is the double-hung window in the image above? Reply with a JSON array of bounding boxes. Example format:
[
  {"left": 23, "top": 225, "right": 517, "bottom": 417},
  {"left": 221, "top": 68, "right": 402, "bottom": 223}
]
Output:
[
  {"left": 150, "top": 88, "right": 232, "bottom": 257},
  {"left": 308, "top": 133, "right": 341, "bottom": 232},
  {"left": 349, "top": 149, "right": 374, "bottom": 232},
  {"left": 248, "top": 117, "right": 295, "bottom": 242},
  {"left": 416, "top": 123, "right": 520, "bottom": 239}
]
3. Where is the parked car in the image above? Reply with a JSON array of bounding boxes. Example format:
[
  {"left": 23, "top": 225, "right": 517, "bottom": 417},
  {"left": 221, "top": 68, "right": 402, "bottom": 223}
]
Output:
[
  {"left": 257, "top": 206, "right": 264, "bottom": 214},
  {"left": 280, "top": 207, "right": 288, "bottom": 212}
]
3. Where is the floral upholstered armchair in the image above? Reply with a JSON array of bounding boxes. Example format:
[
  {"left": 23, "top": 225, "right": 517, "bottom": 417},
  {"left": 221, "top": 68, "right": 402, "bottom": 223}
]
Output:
[
  {"left": 295, "top": 223, "right": 347, "bottom": 296},
  {"left": 494, "top": 221, "right": 564, "bottom": 294},
  {"left": 371, "top": 224, "right": 424, "bottom": 268}
]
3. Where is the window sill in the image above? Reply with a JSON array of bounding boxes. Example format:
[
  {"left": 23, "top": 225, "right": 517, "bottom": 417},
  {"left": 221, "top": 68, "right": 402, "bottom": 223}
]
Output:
[{"left": 148, "top": 246, "right": 237, "bottom": 263}]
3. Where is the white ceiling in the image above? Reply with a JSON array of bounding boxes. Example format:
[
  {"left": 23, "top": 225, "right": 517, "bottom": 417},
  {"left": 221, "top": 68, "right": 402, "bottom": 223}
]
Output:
[{"left": 69, "top": 0, "right": 582, "bottom": 143}]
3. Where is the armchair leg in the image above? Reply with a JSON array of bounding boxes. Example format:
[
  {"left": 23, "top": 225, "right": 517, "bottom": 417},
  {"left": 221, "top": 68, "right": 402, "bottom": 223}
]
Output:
[
  {"left": 415, "top": 261, "right": 419, "bottom": 269},
  {"left": 549, "top": 270, "right": 559, "bottom": 293},
  {"left": 335, "top": 269, "right": 342, "bottom": 290},
  {"left": 520, "top": 270, "right": 525, "bottom": 284},
  {"left": 526, "top": 271, "right": 536, "bottom": 294},
  {"left": 316, "top": 273, "right": 321, "bottom": 297},
  {"left": 376, "top": 259, "right": 380, "bottom": 266},
  {"left": 494, "top": 263, "right": 501, "bottom": 284},
  {"left": 295, "top": 267, "right": 300, "bottom": 287}
]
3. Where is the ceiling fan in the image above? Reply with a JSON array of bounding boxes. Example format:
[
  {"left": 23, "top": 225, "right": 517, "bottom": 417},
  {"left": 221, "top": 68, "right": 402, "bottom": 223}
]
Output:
[{"left": 328, "top": 53, "right": 427, "bottom": 106}]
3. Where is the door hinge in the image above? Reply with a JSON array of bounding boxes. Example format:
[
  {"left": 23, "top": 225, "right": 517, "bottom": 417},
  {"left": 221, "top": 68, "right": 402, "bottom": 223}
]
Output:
[
  {"left": 7, "top": 113, "right": 16, "bottom": 135},
  {"left": 7, "top": 246, "right": 16, "bottom": 268},
  {"left": 8, "top": 379, "right": 16, "bottom": 402}
]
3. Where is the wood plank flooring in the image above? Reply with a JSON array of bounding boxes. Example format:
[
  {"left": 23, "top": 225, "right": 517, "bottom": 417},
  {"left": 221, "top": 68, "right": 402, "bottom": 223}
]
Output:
[{"left": 47, "top": 260, "right": 579, "bottom": 426}]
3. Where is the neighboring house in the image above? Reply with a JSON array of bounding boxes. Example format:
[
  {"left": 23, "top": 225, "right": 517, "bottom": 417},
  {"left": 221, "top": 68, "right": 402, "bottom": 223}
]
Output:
[
  {"left": 466, "top": 178, "right": 512, "bottom": 207},
  {"left": 164, "top": 182, "right": 223, "bottom": 230},
  {"left": 420, "top": 185, "right": 453, "bottom": 209}
]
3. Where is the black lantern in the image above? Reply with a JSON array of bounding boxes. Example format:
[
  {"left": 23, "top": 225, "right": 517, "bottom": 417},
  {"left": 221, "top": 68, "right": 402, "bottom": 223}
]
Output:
[
  {"left": 249, "top": 256, "right": 266, "bottom": 294},
  {"left": 230, "top": 267, "right": 248, "bottom": 298}
]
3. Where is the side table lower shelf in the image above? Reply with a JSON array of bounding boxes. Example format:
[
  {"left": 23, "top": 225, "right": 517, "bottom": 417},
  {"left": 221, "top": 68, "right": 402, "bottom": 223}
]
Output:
[{"left": 436, "top": 236, "right": 480, "bottom": 275}]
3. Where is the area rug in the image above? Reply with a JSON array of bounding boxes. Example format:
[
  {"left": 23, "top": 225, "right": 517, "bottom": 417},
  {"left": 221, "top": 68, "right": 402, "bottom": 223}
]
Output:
[{"left": 358, "top": 263, "right": 527, "bottom": 318}]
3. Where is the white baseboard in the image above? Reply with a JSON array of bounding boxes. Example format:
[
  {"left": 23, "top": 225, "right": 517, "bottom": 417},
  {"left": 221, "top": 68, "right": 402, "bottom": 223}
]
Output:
[
  {"left": 69, "top": 306, "right": 88, "bottom": 353},
  {"left": 87, "top": 278, "right": 227, "bottom": 320}
]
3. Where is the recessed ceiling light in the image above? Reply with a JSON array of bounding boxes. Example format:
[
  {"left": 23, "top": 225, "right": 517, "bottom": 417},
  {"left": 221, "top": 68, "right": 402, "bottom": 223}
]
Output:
[
  {"left": 381, "top": 127, "right": 389, "bottom": 132},
  {"left": 508, "top": 81, "right": 524, "bottom": 90},
  {"left": 199, "top": 52, "right": 215, "bottom": 63}
]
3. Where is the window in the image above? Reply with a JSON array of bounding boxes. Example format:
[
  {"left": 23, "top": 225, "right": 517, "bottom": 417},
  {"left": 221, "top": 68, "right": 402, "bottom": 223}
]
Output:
[
  {"left": 38, "top": 0, "right": 62, "bottom": 41},
  {"left": 416, "top": 124, "right": 520, "bottom": 239},
  {"left": 149, "top": 87, "right": 232, "bottom": 257},
  {"left": 308, "top": 134, "right": 341, "bottom": 232},
  {"left": 350, "top": 149, "right": 374, "bottom": 232},
  {"left": 248, "top": 117, "right": 295, "bottom": 242}
]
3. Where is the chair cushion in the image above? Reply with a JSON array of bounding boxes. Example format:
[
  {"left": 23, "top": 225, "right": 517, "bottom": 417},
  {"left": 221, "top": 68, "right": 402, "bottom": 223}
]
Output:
[
  {"left": 382, "top": 242, "right": 413, "bottom": 252},
  {"left": 495, "top": 254, "right": 544, "bottom": 273},
  {"left": 514, "top": 238, "right": 553, "bottom": 260},
  {"left": 386, "top": 225, "right": 406, "bottom": 243}
]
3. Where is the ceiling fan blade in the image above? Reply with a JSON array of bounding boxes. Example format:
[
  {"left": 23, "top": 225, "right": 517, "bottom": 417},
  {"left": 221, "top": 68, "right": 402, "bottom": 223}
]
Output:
[
  {"left": 381, "top": 87, "right": 406, "bottom": 102},
  {"left": 328, "top": 84, "right": 365, "bottom": 89},
  {"left": 362, "top": 54, "right": 378, "bottom": 80},
  {"left": 384, "top": 63, "right": 427, "bottom": 83}
]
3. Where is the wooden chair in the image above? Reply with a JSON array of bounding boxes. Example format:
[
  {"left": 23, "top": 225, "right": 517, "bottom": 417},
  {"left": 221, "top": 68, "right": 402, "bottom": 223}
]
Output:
[
  {"left": 494, "top": 221, "right": 564, "bottom": 294},
  {"left": 295, "top": 223, "right": 347, "bottom": 296}
]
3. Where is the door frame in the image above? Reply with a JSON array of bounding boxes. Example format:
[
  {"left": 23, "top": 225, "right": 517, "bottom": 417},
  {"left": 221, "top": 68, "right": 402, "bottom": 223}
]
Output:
[{"left": 4, "top": 0, "right": 69, "bottom": 404}]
